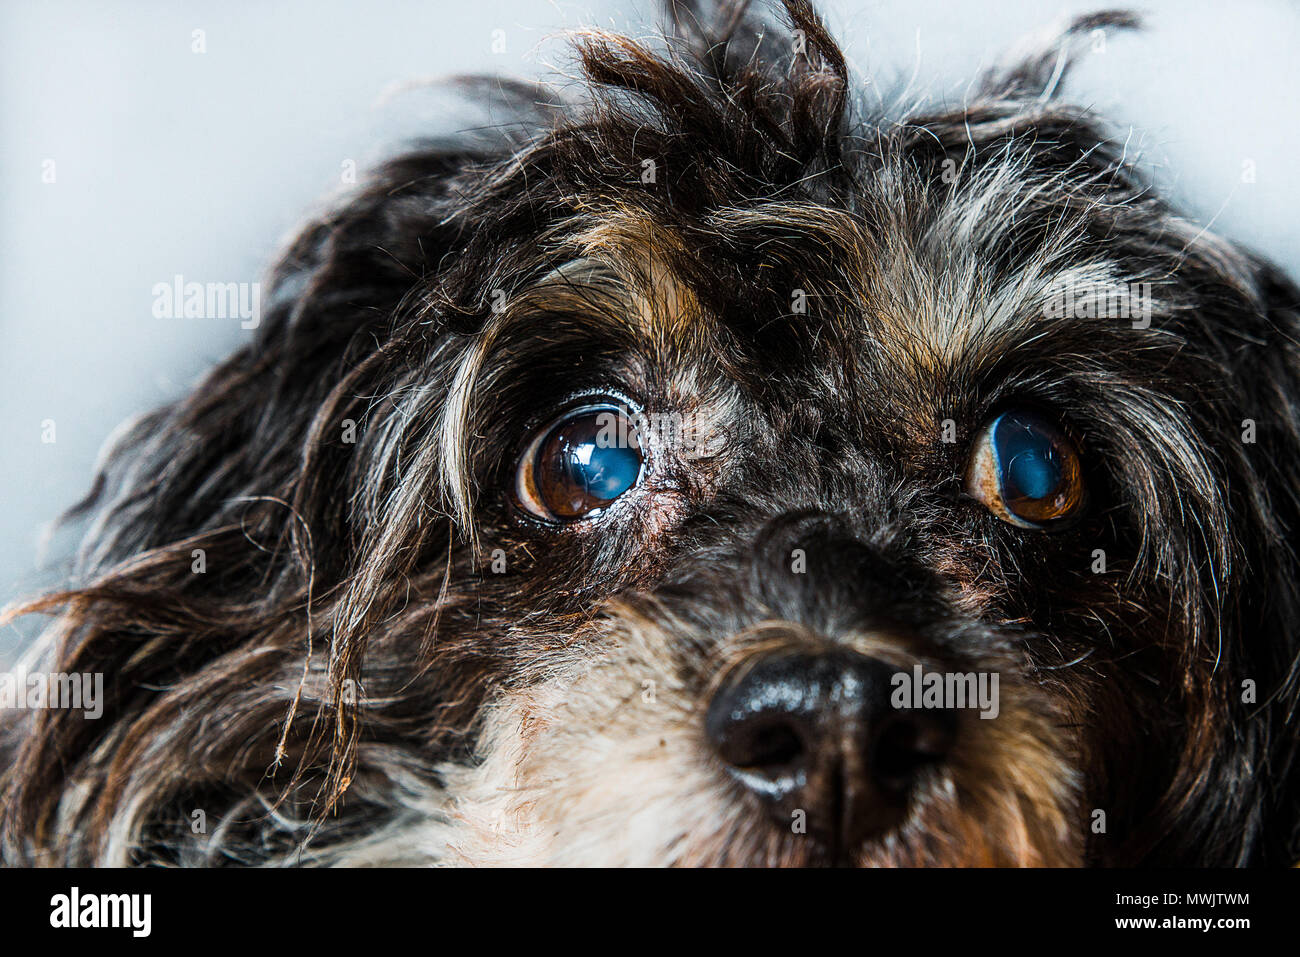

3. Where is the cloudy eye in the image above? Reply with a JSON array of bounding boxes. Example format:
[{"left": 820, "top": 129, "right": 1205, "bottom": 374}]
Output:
[
  {"left": 966, "top": 411, "right": 1085, "bottom": 528},
  {"left": 515, "top": 403, "right": 644, "bottom": 522}
]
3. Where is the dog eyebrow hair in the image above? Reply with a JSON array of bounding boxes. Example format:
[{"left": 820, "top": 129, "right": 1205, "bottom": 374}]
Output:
[
  {"left": 703, "top": 200, "right": 871, "bottom": 253},
  {"left": 696, "top": 175, "right": 1150, "bottom": 382},
  {"left": 530, "top": 208, "right": 713, "bottom": 350}
]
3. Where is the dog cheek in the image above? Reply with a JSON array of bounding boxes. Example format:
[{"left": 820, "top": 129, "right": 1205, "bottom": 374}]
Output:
[
  {"left": 432, "top": 682, "right": 728, "bottom": 864},
  {"left": 640, "top": 488, "right": 690, "bottom": 540}
]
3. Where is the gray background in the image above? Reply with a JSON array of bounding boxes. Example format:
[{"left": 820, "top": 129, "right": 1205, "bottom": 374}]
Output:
[{"left": 3, "top": 0, "right": 1298, "bottom": 664}]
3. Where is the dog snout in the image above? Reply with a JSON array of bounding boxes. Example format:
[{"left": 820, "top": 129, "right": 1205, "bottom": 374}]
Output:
[
  {"left": 706, "top": 647, "right": 958, "bottom": 852},
  {"left": 742, "top": 509, "right": 927, "bottom": 631}
]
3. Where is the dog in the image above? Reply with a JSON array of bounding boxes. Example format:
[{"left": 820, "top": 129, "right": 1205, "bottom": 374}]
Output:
[{"left": 2, "top": 0, "right": 1299, "bottom": 867}]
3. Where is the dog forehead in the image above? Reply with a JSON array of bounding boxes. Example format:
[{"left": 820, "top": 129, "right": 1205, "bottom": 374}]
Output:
[{"left": 540, "top": 189, "right": 1131, "bottom": 399}]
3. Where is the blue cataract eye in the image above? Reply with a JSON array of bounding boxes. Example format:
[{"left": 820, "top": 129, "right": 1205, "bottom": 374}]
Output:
[
  {"left": 564, "top": 437, "right": 641, "bottom": 501},
  {"left": 967, "top": 407, "right": 1084, "bottom": 528},
  {"left": 993, "top": 413, "right": 1063, "bottom": 502}
]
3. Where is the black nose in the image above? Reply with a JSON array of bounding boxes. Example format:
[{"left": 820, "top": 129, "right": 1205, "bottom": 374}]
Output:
[{"left": 706, "top": 648, "right": 957, "bottom": 852}]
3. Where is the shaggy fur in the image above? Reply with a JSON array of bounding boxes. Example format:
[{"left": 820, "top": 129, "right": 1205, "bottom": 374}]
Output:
[{"left": 2, "top": 0, "right": 1299, "bottom": 866}]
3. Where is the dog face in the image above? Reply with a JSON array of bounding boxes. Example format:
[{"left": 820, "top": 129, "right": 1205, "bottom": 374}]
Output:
[{"left": 4, "top": 1, "right": 1300, "bottom": 867}]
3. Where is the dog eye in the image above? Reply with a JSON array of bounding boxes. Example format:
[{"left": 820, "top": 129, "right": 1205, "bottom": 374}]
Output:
[
  {"left": 515, "top": 403, "right": 644, "bottom": 522},
  {"left": 966, "top": 411, "right": 1084, "bottom": 528}
]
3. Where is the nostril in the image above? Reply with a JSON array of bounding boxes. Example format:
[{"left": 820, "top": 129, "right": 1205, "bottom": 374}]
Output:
[
  {"left": 708, "top": 647, "right": 963, "bottom": 852},
  {"left": 705, "top": 659, "right": 818, "bottom": 792},
  {"left": 872, "top": 712, "right": 958, "bottom": 796}
]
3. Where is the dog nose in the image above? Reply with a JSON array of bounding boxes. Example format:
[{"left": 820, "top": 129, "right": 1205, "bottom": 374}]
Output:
[{"left": 705, "top": 648, "right": 957, "bottom": 850}]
